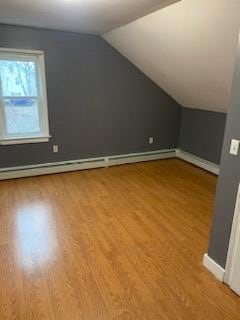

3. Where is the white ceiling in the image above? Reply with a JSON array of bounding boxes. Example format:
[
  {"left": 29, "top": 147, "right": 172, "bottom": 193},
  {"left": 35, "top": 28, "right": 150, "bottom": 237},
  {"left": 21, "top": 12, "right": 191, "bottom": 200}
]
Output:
[
  {"left": 0, "top": 0, "right": 179, "bottom": 34},
  {"left": 104, "top": 0, "right": 240, "bottom": 112}
]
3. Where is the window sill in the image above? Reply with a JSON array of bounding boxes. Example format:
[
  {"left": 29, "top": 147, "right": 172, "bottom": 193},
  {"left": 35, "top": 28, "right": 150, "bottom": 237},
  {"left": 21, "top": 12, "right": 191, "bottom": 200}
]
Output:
[{"left": 0, "top": 136, "right": 51, "bottom": 146}]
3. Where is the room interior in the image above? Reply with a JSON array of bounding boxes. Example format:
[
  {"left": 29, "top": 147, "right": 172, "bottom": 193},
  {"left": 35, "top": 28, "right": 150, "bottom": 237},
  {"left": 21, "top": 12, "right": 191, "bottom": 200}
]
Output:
[{"left": 0, "top": 0, "right": 240, "bottom": 319}]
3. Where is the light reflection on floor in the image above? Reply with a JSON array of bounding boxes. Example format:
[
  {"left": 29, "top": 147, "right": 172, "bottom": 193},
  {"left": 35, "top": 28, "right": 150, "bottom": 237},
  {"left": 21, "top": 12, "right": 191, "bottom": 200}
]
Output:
[{"left": 15, "top": 202, "right": 57, "bottom": 273}]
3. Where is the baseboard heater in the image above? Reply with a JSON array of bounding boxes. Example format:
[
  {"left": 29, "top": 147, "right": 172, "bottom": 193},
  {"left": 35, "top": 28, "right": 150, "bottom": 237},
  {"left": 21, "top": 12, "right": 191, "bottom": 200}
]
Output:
[
  {"left": 0, "top": 149, "right": 176, "bottom": 180},
  {"left": 176, "top": 150, "right": 219, "bottom": 175}
]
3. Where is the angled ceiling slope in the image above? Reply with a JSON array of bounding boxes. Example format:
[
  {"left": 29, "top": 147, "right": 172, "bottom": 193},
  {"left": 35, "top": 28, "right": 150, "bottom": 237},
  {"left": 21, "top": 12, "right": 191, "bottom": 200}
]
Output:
[
  {"left": 104, "top": 0, "right": 240, "bottom": 113},
  {"left": 0, "top": 0, "right": 179, "bottom": 34}
]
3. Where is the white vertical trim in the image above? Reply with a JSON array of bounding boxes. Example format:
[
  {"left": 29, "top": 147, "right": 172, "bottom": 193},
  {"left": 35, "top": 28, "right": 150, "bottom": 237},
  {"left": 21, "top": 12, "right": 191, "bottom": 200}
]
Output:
[
  {"left": 203, "top": 253, "right": 225, "bottom": 282},
  {"left": 224, "top": 183, "right": 240, "bottom": 285},
  {"left": 0, "top": 57, "right": 6, "bottom": 142},
  {"left": 38, "top": 52, "right": 50, "bottom": 137}
]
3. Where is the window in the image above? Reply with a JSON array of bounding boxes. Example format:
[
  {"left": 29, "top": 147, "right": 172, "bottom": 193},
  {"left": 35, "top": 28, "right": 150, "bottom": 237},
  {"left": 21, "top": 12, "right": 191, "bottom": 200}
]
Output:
[{"left": 0, "top": 48, "right": 50, "bottom": 145}]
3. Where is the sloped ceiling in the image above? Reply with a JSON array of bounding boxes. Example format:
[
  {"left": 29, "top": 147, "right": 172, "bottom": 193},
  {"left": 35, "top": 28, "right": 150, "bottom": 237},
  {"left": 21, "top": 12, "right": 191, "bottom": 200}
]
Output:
[
  {"left": 104, "top": 0, "right": 240, "bottom": 112},
  {"left": 0, "top": 0, "right": 179, "bottom": 34}
]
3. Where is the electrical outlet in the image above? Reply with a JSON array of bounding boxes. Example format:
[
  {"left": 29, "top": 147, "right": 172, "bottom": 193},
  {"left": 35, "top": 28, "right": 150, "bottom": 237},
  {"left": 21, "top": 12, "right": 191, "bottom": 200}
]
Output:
[
  {"left": 230, "top": 139, "right": 240, "bottom": 156},
  {"left": 53, "top": 145, "right": 59, "bottom": 153},
  {"left": 149, "top": 137, "right": 154, "bottom": 145}
]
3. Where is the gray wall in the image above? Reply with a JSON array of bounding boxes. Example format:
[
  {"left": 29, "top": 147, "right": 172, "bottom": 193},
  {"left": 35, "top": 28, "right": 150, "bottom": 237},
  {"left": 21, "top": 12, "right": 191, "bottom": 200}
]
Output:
[
  {"left": 179, "top": 108, "right": 226, "bottom": 164},
  {"left": 0, "top": 24, "right": 181, "bottom": 168},
  {"left": 208, "top": 39, "right": 240, "bottom": 268},
  {"left": 0, "top": 24, "right": 234, "bottom": 269}
]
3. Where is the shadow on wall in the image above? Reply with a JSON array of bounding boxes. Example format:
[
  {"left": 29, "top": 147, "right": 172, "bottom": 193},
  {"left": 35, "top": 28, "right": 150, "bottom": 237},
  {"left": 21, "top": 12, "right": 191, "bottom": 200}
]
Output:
[{"left": 179, "top": 107, "right": 227, "bottom": 165}]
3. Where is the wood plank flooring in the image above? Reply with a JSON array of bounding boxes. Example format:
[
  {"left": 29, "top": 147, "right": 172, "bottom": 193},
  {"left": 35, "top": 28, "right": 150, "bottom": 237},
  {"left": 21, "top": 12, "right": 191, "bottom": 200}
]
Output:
[{"left": 0, "top": 158, "right": 239, "bottom": 320}]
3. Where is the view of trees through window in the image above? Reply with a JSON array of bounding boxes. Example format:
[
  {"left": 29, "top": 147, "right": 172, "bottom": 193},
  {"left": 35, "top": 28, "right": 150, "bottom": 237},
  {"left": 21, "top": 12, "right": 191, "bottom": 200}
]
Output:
[
  {"left": 0, "top": 60, "right": 37, "bottom": 96},
  {"left": 0, "top": 59, "right": 40, "bottom": 135}
]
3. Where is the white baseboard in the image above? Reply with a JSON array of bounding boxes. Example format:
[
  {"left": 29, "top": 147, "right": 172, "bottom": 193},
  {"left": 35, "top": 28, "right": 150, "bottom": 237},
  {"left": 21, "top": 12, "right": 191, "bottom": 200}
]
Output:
[
  {"left": 0, "top": 148, "right": 220, "bottom": 180},
  {"left": 0, "top": 149, "right": 176, "bottom": 180},
  {"left": 203, "top": 253, "right": 225, "bottom": 282},
  {"left": 107, "top": 149, "right": 175, "bottom": 166},
  {"left": 176, "top": 150, "right": 219, "bottom": 175}
]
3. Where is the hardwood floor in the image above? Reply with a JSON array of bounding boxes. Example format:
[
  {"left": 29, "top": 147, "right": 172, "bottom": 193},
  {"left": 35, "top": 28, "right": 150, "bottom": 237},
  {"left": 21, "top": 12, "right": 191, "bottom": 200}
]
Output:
[{"left": 0, "top": 158, "right": 239, "bottom": 320}]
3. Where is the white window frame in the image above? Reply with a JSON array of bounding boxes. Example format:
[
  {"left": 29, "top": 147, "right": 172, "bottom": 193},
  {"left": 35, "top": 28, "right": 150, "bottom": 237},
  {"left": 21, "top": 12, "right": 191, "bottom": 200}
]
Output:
[{"left": 0, "top": 48, "right": 50, "bottom": 145}]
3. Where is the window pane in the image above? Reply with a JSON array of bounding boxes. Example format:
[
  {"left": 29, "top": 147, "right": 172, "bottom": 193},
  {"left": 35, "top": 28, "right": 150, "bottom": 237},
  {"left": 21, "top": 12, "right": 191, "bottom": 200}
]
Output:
[
  {"left": 0, "top": 60, "right": 37, "bottom": 97},
  {"left": 4, "top": 98, "right": 40, "bottom": 135}
]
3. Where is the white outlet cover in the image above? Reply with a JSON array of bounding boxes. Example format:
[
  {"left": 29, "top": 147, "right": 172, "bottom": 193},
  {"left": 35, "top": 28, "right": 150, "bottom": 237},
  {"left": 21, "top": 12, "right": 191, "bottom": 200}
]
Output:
[
  {"left": 53, "top": 145, "right": 59, "bottom": 153},
  {"left": 149, "top": 137, "right": 154, "bottom": 144},
  {"left": 230, "top": 139, "right": 240, "bottom": 156}
]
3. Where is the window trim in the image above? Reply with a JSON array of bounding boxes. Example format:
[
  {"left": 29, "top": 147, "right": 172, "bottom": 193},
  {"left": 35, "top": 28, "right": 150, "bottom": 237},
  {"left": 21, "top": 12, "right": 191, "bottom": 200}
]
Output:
[{"left": 0, "top": 48, "right": 50, "bottom": 145}]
